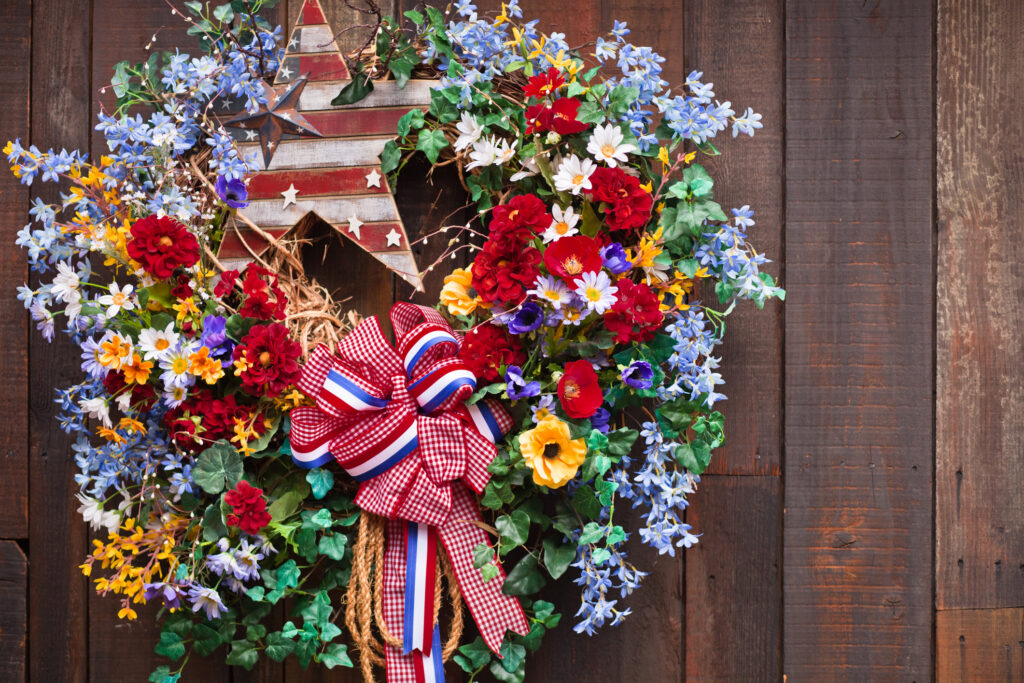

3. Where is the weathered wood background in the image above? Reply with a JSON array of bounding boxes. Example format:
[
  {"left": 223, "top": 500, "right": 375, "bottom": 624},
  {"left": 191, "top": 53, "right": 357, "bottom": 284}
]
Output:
[{"left": 0, "top": 0, "right": 1020, "bottom": 680}]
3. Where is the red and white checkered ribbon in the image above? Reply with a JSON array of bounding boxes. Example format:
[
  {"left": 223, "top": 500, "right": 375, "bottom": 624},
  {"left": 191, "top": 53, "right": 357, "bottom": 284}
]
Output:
[{"left": 289, "top": 302, "right": 529, "bottom": 682}]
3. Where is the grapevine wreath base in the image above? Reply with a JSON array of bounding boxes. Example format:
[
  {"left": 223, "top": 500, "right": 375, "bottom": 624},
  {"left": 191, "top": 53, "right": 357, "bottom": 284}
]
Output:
[{"left": 6, "top": 1, "right": 782, "bottom": 681}]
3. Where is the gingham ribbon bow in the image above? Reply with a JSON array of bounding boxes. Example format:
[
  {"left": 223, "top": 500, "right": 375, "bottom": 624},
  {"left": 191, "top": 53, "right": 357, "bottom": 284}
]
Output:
[{"left": 289, "top": 302, "right": 529, "bottom": 682}]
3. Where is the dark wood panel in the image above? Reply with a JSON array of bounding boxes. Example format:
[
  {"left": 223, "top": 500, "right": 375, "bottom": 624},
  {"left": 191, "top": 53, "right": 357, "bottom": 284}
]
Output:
[
  {"left": 936, "top": 608, "right": 1024, "bottom": 682},
  {"left": 783, "top": 0, "right": 934, "bottom": 679},
  {"left": 28, "top": 0, "right": 92, "bottom": 680},
  {"left": 935, "top": 0, "right": 1024, "bottom": 612},
  {"left": 685, "top": 475, "right": 780, "bottom": 681},
  {"left": 0, "top": 0, "right": 31, "bottom": 539},
  {"left": 685, "top": 0, "right": 784, "bottom": 477},
  {"left": 0, "top": 541, "right": 27, "bottom": 680}
]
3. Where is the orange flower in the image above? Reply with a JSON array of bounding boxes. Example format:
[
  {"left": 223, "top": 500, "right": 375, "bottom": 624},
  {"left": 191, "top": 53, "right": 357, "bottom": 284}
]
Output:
[{"left": 519, "top": 415, "right": 587, "bottom": 488}]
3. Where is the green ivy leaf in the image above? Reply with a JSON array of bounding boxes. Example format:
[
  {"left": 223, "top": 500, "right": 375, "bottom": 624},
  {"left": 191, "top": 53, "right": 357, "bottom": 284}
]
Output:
[
  {"left": 317, "top": 643, "right": 354, "bottom": 669},
  {"left": 495, "top": 509, "right": 530, "bottom": 546},
  {"left": 605, "top": 428, "right": 639, "bottom": 457},
  {"left": 416, "top": 128, "right": 449, "bottom": 164},
  {"left": 148, "top": 666, "right": 180, "bottom": 683},
  {"left": 490, "top": 659, "right": 526, "bottom": 683},
  {"left": 225, "top": 639, "right": 258, "bottom": 670},
  {"left": 397, "top": 108, "right": 425, "bottom": 138},
  {"left": 212, "top": 3, "right": 234, "bottom": 23},
  {"left": 578, "top": 522, "right": 604, "bottom": 545},
  {"left": 201, "top": 503, "right": 228, "bottom": 542},
  {"left": 264, "top": 631, "right": 296, "bottom": 662},
  {"left": 276, "top": 559, "right": 300, "bottom": 590},
  {"left": 305, "top": 469, "right": 334, "bottom": 500},
  {"left": 331, "top": 74, "right": 374, "bottom": 106},
  {"left": 380, "top": 139, "right": 401, "bottom": 174},
  {"left": 192, "top": 441, "right": 243, "bottom": 494},
  {"left": 571, "top": 484, "right": 602, "bottom": 520},
  {"left": 455, "top": 637, "right": 492, "bottom": 671},
  {"left": 480, "top": 563, "right": 500, "bottom": 582},
  {"left": 498, "top": 640, "right": 527, "bottom": 674},
  {"left": 389, "top": 55, "right": 415, "bottom": 89},
  {"left": 307, "top": 508, "right": 334, "bottom": 529},
  {"left": 246, "top": 624, "right": 267, "bottom": 641},
  {"left": 501, "top": 554, "right": 547, "bottom": 596},
  {"left": 318, "top": 531, "right": 347, "bottom": 560},
  {"left": 191, "top": 623, "right": 223, "bottom": 656},
  {"left": 473, "top": 542, "right": 494, "bottom": 569},
  {"left": 301, "top": 590, "right": 332, "bottom": 630},
  {"left": 154, "top": 631, "right": 185, "bottom": 661},
  {"left": 684, "top": 164, "right": 714, "bottom": 198},
  {"left": 576, "top": 100, "right": 606, "bottom": 125},
  {"left": 429, "top": 88, "right": 459, "bottom": 123},
  {"left": 541, "top": 537, "right": 576, "bottom": 579}
]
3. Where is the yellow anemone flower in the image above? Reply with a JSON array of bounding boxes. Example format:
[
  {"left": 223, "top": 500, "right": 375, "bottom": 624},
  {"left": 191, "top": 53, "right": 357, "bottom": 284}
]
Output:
[
  {"left": 441, "top": 266, "right": 487, "bottom": 316},
  {"left": 519, "top": 415, "right": 587, "bottom": 489}
]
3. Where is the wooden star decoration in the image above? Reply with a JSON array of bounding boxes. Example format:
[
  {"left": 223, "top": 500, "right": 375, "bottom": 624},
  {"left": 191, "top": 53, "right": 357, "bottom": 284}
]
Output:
[
  {"left": 218, "top": 0, "right": 433, "bottom": 291},
  {"left": 225, "top": 76, "right": 322, "bottom": 168}
]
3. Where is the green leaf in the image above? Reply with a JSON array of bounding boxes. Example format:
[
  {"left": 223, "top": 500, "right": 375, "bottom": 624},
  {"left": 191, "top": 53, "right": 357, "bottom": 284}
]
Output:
[
  {"left": 212, "top": 3, "right": 234, "bottom": 23},
  {"left": 318, "top": 531, "right": 347, "bottom": 560},
  {"left": 191, "top": 623, "right": 224, "bottom": 656},
  {"left": 605, "top": 428, "right": 639, "bottom": 457},
  {"left": 416, "top": 128, "right": 449, "bottom": 164},
  {"left": 264, "top": 631, "right": 296, "bottom": 662},
  {"left": 111, "top": 61, "right": 131, "bottom": 98},
  {"left": 677, "top": 258, "right": 701, "bottom": 279},
  {"left": 193, "top": 441, "right": 243, "bottom": 494},
  {"left": 317, "top": 643, "right": 354, "bottom": 669},
  {"left": 305, "top": 469, "right": 334, "bottom": 500},
  {"left": 308, "top": 508, "right": 334, "bottom": 529},
  {"left": 396, "top": 108, "right": 425, "bottom": 138},
  {"left": 403, "top": 9, "right": 424, "bottom": 24},
  {"left": 490, "top": 659, "right": 526, "bottom": 683},
  {"left": 592, "top": 546, "right": 611, "bottom": 565},
  {"left": 578, "top": 522, "right": 604, "bottom": 545},
  {"left": 501, "top": 554, "right": 547, "bottom": 596},
  {"left": 201, "top": 503, "right": 228, "bottom": 542},
  {"left": 495, "top": 509, "right": 530, "bottom": 546},
  {"left": 571, "top": 484, "right": 602, "bottom": 520},
  {"left": 580, "top": 200, "right": 602, "bottom": 237},
  {"left": 473, "top": 542, "right": 495, "bottom": 569},
  {"left": 224, "top": 313, "right": 257, "bottom": 342},
  {"left": 455, "top": 637, "right": 492, "bottom": 671},
  {"left": 498, "top": 640, "right": 527, "bottom": 674},
  {"left": 301, "top": 590, "right": 332, "bottom": 629},
  {"left": 226, "top": 639, "right": 258, "bottom": 670},
  {"left": 389, "top": 55, "right": 415, "bottom": 89},
  {"left": 246, "top": 624, "right": 267, "bottom": 641},
  {"left": 154, "top": 632, "right": 185, "bottom": 661},
  {"left": 331, "top": 75, "right": 374, "bottom": 106},
  {"left": 533, "top": 600, "right": 561, "bottom": 627},
  {"left": 576, "top": 100, "right": 606, "bottom": 125},
  {"left": 429, "top": 88, "right": 459, "bottom": 123},
  {"left": 148, "top": 666, "right": 180, "bottom": 683},
  {"left": 684, "top": 164, "right": 713, "bottom": 197},
  {"left": 542, "top": 537, "right": 576, "bottom": 579},
  {"left": 480, "top": 563, "right": 500, "bottom": 582},
  {"left": 380, "top": 139, "right": 401, "bottom": 174},
  {"left": 268, "top": 488, "right": 305, "bottom": 522},
  {"left": 276, "top": 559, "right": 300, "bottom": 590}
]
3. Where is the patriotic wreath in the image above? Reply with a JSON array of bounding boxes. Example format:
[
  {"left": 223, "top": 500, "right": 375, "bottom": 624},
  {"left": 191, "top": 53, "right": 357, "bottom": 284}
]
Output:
[{"left": 7, "top": 1, "right": 782, "bottom": 681}]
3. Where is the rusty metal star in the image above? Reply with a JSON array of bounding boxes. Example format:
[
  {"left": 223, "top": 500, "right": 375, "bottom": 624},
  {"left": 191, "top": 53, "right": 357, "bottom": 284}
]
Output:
[{"left": 225, "top": 75, "right": 322, "bottom": 167}]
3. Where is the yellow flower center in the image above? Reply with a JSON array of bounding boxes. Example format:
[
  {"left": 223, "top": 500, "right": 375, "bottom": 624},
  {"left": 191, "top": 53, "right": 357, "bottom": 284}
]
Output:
[
  {"left": 563, "top": 380, "right": 580, "bottom": 399},
  {"left": 111, "top": 292, "right": 126, "bottom": 306},
  {"left": 155, "top": 338, "right": 170, "bottom": 351},
  {"left": 572, "top": 174, "right": 584, "bottom": 185},
  {"left": 159, "top": 235, "right": 173, "bottom": 247},
  {"left": 562, "top": 256, "right": 583, "bottom": 275},
  {"left": 585, "top": 287, "right": 601, "bottom": 302},
  {"left": 555, "top": 221, "right": 569, "bottom": 235},
  {"left": 172, "top": 356, "right": 188, "bottom": 374},
  {"left": 544, "top": 289, "right": 560, "bottom": 300},
  {"left": 259, "top": 351, "right": 272, "bottom": 367},
  {"left": 601, "top": 144, "right": 616, "bottom": 157}
]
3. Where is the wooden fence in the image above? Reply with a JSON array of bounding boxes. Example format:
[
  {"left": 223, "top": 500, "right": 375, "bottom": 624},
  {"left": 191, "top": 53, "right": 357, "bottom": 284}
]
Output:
[{"left": 0, "top": 0, "right": 1020, "bottom": 680}]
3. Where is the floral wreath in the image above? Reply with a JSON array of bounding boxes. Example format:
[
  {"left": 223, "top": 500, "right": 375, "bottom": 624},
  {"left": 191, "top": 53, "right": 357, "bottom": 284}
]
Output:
[{"left": 6, "top": 1, "right": 783, "bottom": 681}]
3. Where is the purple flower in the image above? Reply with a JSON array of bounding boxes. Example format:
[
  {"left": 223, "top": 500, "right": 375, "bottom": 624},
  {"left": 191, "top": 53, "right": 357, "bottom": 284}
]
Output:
[
  {"left": 505, "top": 365, "right": 541, "bottom": 400},
  {"left": 591, "top": 406, "right": 611, "bottom": 433},
  {"left": 215, "top": 174, "right": 249, "bottom": 208},
  {"left": 143, "top": 581, "right": 185, "bottom": 609},
  {"left": 201, "top": 314, "right": 227, "bottom": 348},
  {"left": 187, "top": 584, "right": 228, "bottom": 620},
  {"left": 621, "top": 360, "right": 654, "bottom": 389},
  {"left": 507, "top": 301, "right": 544, "bottom": 334},
  {"left": 601, "top": 242, "right": 632, "bottom": 275}
]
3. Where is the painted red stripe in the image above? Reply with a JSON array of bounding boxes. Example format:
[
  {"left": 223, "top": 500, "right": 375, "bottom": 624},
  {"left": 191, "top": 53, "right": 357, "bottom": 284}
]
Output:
[
  {"left": 301, "top": 108, "right": 423, "bottom": 136},
  {"left": 300, "top": 0, "right": 326, "bottom": 25},
  {"left": 246, "top": 167, "right": 390, "bottom": 198},
  {"left": 345, "top": 221, "right": 410, "bottom": 252},
  {"left": 278, "top": 53, "right": 349, "bottom": 82},
  {"left": 216, "top": 228, "right": 289, "bottom": 260}
]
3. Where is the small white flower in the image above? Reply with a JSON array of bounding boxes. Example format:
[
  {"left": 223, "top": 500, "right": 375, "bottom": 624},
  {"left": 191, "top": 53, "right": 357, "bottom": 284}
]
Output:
[
  {"left": 494, "top": 137, "right": 517, "bottom": 165},
  {"left": 574, "top": 270, "right": 618, "bottom": 314},
  {"left": 51, "top": 262, "right": 81, "bottom": 303},
  {"left": 465, "top": 137, "right": 498, "bottom": 171},
  {"left": 528, "top": 275, "right": 572, "bottom": 310},
  {"left": 509, "top": 155, "right": 540, "bottom": 182},
  {"left": 79, "top": 397, "right": 112, "bottom": 428},
  {"left": 64, "top": 293, "right": 82, "bottom": 323},
  {"left": 587, "top": 123, "right": 636, "bottom": 167},
  {"left": 553, "top": 155, "right": 596, "bottom": 195},
  {"left": 163, "top": 385, "right": 189, "bottom": 409},
  {"left": 115, "top": 391, "right": 133, "bottom": 413},
  {"left": 138, "top": 322, "right": 179, "bottom": 360},
  {"left": 76, "top": 494, "right": 111, "bottom": 532},
  {"left": 454, "top": 111, "right": 484, "bottom": 151},
  {"left": 98, "top": 281, "right": 136, "bottom": 318},
  {"left": 541, "top": 204, "right": 580, "bottom": 243}
]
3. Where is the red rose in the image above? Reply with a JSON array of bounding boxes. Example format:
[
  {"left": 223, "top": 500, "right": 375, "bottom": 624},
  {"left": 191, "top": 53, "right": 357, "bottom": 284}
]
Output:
[
  {"left": 239, "top": 266, "right": 288, "bottom": 320},
  {"left": 523, "top": 67, "right": 565, "bottom": 99},
  {"left": 233, "top": 323, "right": 302, "bottom": 397},
  {"left": 224, "top": 480, "right": 271, "bottom": 535},
  {"left": 459, "top": 323, "right": 526, "bottom": 382},
  {"left": 126, "top": 215, "right": 200, "bottom": 280},
  {"left": 488, "top": 194, "right": 551, "bottom": 249},
  {"left": 586, "top": 166, "right": 653, "bottom": 232},
  {"left": 603, "top": 279, "right": 664, "bottom": 343},
  {"left": 472, "top": 241, "right": 542, "bottom": 305},
  {"left": 526, "top": 98, "right": 589, "bottom": 136},
  {"left": 558, "top": 360, "right": 603, "bottom": 419},
  {"left": 543, "top": 235, "right": 603, "bottom": 286}
]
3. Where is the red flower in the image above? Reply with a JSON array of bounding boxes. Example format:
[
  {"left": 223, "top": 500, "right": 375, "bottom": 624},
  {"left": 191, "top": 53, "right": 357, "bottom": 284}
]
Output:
[
  {"left": 523, "top": 67, "right": 566, "bottom": 99},
  {"left": 166, "top": 390, "right": 266, "bottom": 452},
  {"left": 459, "top": 323, "right": 526, "bottom": 382},
  {"left": 586, "top": 166, "right": 654, "bottom": 232},
  {"left": 526, "top": 98, "right": 589, "bottom": 136},
  {"left": 233, "top": 323, "right": 302, "bottom": 397},
  {"left": 472, "top": 241, "right": 542, "bottom": 305},
  {"left": 171, "top": 273, "right": 194, "bottom": 300},
  {"left": 102, "top": 371, "right": 157, "bottom": 411},
  {"left": 603, "top": 279, "right": 664, "bottom": 343},
  {"left": 239, "top": 266, "right": 287, "bottom": 320},
  {"left": 126, "top": 215, "right": 200, "bottom": 280},
  {"left": 488, "top": 194, "right": 551, "bottom": 249},
  {"left": 224, "top": 480, "right": 272, "bottom": 535},
  {"left": 557, "top": 360, "right": 603, "bottom": 419},
  {"left": 543, "top": 235, "right": 603, "bottom": 286},
  {"left": 214, "top": 269, "right": 240, "bottom": 298}
]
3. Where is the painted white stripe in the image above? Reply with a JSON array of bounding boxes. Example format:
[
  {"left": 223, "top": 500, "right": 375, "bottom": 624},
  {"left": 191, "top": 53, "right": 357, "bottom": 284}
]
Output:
[
  {"left": 243, "top": 195, "right": 399, "bottom": 226},
  {"left": 404, "top": 330, "right": 456, "bottom": 372},
  {"left": 298, "top": 79, "right": 433, "bottom": 111},
  {"left": 415, "top": 369, "right": 476, "bottom": 407},
  {"left": 411, "top": 523, "right": 430, "bottom": 651},
  {"left": 297, "top": 24, "right": 338, "bottom": 53},
  {"left": 238, "top": 137, "right": 391, "bottom": 171},
  {"left": 346, "top": 421, "right": 417, "bottom": 479}
]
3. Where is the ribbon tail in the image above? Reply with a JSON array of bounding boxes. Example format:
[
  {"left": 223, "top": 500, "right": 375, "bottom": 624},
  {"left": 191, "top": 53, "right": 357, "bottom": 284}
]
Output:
[
  {"left": 436, "top": 485, "right": 531, "bottom": 654},
  {"left": 385, "top": 627, "right": 445, "bottom": 683},
  {"left": 403, "top": 521, "right": 437, "bottom": 655}
]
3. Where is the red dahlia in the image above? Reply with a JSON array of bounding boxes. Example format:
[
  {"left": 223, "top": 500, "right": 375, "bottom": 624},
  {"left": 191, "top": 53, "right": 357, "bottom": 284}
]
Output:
[
  {"left": 603, "top": 279, "right": 664, "bottom": 343},
  {"left": 558, "top": 360, "right": 603, "bottom": 419},
  {"left": 102, "top": 370, "right": 157, "bottom": 412},
  {"left": 543, "top": 235, "right": 603, "bottom": 286},
  {"left": 233, "top": 323, "right": 302, "bottom": 397},
  {"left": 488, "top": 193, "right": 551, "bottom": 249},
  {"left": 459, "top": 323, "right": 526, "bottom": 382},
  {"left": 166, "top": 390, "right": 266, "bottom": 452},
  {"left": 586, "top": 166, "right": 654, "bottom": 232},
  {"left": 472, "top": 241, "right": 542, "bottom": 305},
  {"left": 126, "top": 215, "right": 200, "bottom": 280},
  {"left": 224, "top": 480, "right": 272, "bottom": 535},
  {"left": 239, "top": 266, "right": 288, "bottom": 320}
]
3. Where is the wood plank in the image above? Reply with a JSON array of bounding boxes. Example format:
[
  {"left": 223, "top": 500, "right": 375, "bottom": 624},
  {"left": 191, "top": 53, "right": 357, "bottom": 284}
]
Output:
[
  {"left": 685, "top": 475, "right": 780, "bottom": 681},
  {"left": 0, "top": 541, "right": 27, "bottom": 680},
  {"left": 936, "top": 608, "right": 1024, "bottom": 682},
  {"left": 935, "top": 0, "right": 1024, "bottom": 611},
  {"left": 29, "top": 0, "right": 92, "bottom": 680},
  {"left": 783, "top": 0, "right": 934, "bottom": 679},
  {"left": 686, "top": 0, "right": 784, "bottom": 476},
  {"left": 0, "top": 0, "right": 31, "bottom": 539}
]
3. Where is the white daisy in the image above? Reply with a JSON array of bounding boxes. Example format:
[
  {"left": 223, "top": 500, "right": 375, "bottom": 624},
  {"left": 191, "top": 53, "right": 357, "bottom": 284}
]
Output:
[
  {"left": 51, "top": 261, "right": 81, "bottom": 303},
  {"left": 509, "top": 155, "right": 540, "bottom": 182},
  {"left": 163, "top": 385, "right": 189, "bottom": 409},
  {"left": 541, "top": 204, "right": 580, "bottom": 243},
  {"left": 465, "top": 137, "right": 498, "bottom": 171},
  {"left": 454, "top": 111, "right": 484, "bottom": 151},
  {"left": 587, "top": 123, "right": 636, "bottom": 167},
  {"left": 160, "top": 342, "right": 197, "bottom": 390},
  {"left": 574, "top": 270, "right": 619, "bottom": 314},
  {"left": 78, "top": 396, "right": 112, "bottom": 428},
  {"left": 64, "top": 293, "right": 82, "bottom": 323},
  {"left": 553, "top": 155, "right": 596, "bottom": 195},
  {"left": 528, "top": 275, "right": 572, "bottom": 310},
  {"left": 138, "top": 322, "right": 180, "bottom": 361},
  {"left": 98, "top": 281, "right": 136, "bottom": 318}
]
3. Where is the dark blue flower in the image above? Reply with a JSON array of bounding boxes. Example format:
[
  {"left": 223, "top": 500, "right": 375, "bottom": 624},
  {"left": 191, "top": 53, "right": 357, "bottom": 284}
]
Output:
[
  {"left": 215, "top": 174, "right": 249, "bottom": 208},
  {"left": 507, "top": 301, "right": 544, "bottom": 334},
  {"left": 201, "top": 314, "right": 228, "bottom": 348},
  {"left": 505, "top": 365, "right": 541, "bottom": 400},
  {"left": 601, "top": 242, "right": 631, "bottom": 274},
  {"left": 621, "top": 360, "right": 654, "bottom": 389},
  {"left": 590, "top": 406, "right": 611, "bottom": 433}
]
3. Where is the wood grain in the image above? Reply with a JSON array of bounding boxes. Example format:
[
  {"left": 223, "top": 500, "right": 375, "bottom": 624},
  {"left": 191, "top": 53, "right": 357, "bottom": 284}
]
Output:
[
  {"left": 0, "top": 541, "right": 27, "bottom": 680},
  {"left": 783, "top": 0, "right": 934, "bottom": 679},
  {"left": 936, "top": 608, "right": 1024, "bottom": 682},
  {"left": 935, "top": 0, "right": 1024, "bottom": 611},
  {"left": 0, "top": 0, "right": 31, "bottom": 539}
]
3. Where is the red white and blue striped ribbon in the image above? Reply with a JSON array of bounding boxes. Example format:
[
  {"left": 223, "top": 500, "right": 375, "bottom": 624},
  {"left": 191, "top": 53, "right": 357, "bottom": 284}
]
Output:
[
  {"left": 410, "top": 625, "right": 445, "bottom": 683},
  {"left": 465, "top": 401, "right": 504, "bottom": 444},
  {"left": 321, "top": 367, "right": 388, "bottom": 413},
  {"left": 403, "top": 522, "right": 437, "bottom": 655},
  {"left": 409, "top": 365, "right": 476, "bottom": 414},
  {"left": 402, "top": 328, "right": 458, "bottom": 376}
]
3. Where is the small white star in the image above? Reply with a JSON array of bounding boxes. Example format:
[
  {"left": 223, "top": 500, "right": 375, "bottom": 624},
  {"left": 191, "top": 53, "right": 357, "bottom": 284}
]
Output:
[
  {"left": 365, "top": 169, "right": 382, "bottom": 188},
  {"left": 280, "top": 112, "right": 292, "bottom": 121},
  {"left": 281, "top": 184, "right": 299, "bottom": 208},
  {"left": 288, "top": 36, "right": 299, "bottom": 49},
  {"left": 385, "top": 228, "right": 402, "bottom": 248},
  {"left": 245, "top": 130, "right": 258, "bottom": 141},
  {"left": 347, "top": 215, "right": 363, "bottom": 239},
  {"left": 220, "top": 98, "right": 234, "bottom": 110},
  {"left": 266, "top": 140, "right": 275, "bottom": 150},
  {"left": 278, "top": 64, "right": 293, "bottom": 81}
]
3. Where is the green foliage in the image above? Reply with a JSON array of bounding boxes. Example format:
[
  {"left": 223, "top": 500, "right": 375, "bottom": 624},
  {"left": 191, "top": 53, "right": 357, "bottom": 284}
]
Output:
[{"left": 192, "top": 441, "right": 243, "bottom": 494}]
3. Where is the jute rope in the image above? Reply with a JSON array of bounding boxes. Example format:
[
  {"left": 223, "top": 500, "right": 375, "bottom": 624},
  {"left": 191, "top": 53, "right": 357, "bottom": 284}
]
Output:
[{"left": 346, "top": 513, "right": 465, "bottom": 682}]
